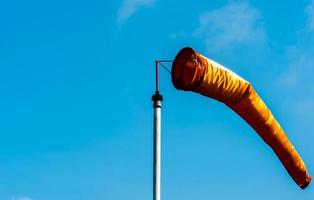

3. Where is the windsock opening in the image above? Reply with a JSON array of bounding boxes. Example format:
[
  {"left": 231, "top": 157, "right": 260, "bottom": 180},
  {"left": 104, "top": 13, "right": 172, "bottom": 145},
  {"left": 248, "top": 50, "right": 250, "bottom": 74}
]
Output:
[
  {"left": 172, "top": 47, "right": 205, "bottom": 91},
  {"left": 171, "top": 47, "right": 312, "bottom": 189}
]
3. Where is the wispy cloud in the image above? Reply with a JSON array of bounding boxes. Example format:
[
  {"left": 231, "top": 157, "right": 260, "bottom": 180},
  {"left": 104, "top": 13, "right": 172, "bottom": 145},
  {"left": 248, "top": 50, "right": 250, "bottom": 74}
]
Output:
[
  {"left": 11, "top": 197, "right": 32, "bottom": 200},
  {"left": 195, "top": 1, "right": 266, "bottom": 51},
  {"left": 117, "top": 0, "right": 156, "bottom": 26},
  {"left": 295, "top": 100, "right": 314, "bottom": 117},
  {"left": 170, "top": 31, "right": 187, "bottom": 39},
  {"left": 279, "top": 45, "right": 314, "bottom": 87},
  {"left": 194, "top": 1, "right": 266, "bottom": 52},
  {"left": 279, "top": 0, "right": 314, "bottom": 88},
  {"left": 305, "top": 0, "right": 314, "bottom": 30},
  {"left": 278, "top": 0, "right": 314, "bottom": 117}
]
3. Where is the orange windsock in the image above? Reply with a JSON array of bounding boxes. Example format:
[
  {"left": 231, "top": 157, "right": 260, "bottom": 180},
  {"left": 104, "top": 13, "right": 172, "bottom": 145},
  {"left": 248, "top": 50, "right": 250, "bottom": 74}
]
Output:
[{"left": 172, "top": 47, "right": 311, "bottom": 189}]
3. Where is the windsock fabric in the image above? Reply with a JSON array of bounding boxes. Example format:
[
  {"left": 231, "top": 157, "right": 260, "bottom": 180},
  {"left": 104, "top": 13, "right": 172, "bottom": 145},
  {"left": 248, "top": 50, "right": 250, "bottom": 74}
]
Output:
[{"left": 171, "top": 47, "right": 312, "bottom": 189}]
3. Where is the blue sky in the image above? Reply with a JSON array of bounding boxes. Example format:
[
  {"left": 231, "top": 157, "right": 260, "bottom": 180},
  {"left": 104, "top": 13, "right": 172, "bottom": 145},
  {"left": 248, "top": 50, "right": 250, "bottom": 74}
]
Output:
[{"left": 0, "top": 0, "right": 313, "bottom": 199}]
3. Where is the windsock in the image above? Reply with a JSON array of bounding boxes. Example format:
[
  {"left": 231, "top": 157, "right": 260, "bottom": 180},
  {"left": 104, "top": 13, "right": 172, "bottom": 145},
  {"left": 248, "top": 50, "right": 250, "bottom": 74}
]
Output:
[{"left": 171, "top": 47, "right": 311, "bottom": 189}]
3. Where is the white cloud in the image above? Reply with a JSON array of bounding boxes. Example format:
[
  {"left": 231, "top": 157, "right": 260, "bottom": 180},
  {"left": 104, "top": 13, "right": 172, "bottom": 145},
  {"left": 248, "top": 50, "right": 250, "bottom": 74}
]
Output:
[
  {"left": 117, "top": 0, "right": 156, "bottom": 26},
  {"left": 194, "top": 1, "right": 266, "bottom": 52}
]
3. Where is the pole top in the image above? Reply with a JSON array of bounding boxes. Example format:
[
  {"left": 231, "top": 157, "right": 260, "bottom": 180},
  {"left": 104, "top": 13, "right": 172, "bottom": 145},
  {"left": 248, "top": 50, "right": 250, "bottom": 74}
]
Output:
[{"left": 152, "top": 91, "right": 163, "bottom": 102}]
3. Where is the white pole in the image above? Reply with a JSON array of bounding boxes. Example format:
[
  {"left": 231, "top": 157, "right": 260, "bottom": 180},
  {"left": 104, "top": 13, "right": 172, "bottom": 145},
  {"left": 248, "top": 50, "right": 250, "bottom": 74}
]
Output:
[{"left": 152, "top": 91, "right": 162, "bottom": 200}]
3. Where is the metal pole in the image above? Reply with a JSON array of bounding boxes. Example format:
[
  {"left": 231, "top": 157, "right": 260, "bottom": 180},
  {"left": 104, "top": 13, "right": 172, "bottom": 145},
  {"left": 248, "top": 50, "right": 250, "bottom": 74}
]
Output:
[{"left": 152, "top": 91, "right": 162, "bottom": 200}]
